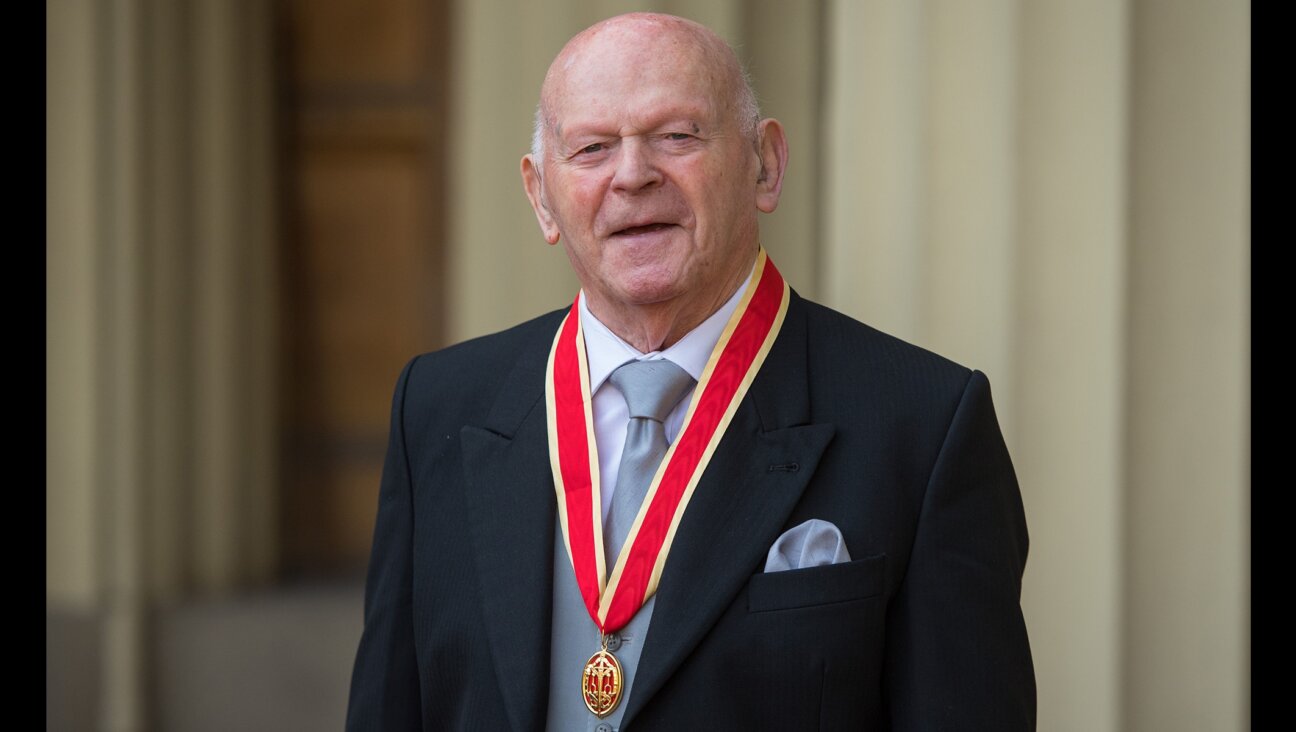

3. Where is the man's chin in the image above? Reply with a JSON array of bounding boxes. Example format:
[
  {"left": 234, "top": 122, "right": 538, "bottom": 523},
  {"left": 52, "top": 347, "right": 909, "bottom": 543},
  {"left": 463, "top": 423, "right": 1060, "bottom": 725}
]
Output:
[
  {"left": 586, "top": 276, "right": 685, "bottom": 313},
  {"left": 610, "top": 283, "right": 682, "bottom": 309}
]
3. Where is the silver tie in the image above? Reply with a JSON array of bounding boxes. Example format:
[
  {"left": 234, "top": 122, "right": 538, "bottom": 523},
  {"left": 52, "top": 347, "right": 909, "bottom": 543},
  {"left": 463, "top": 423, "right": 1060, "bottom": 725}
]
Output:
[{"left": 603, "top": 359, "right": 696, "bottom": 567}]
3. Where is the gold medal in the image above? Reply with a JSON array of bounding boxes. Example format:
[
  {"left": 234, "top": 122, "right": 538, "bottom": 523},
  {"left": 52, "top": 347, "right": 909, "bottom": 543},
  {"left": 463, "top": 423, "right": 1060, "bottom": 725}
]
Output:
[{"left": 581, "top": 635, "right": 623, "bottom": 718}]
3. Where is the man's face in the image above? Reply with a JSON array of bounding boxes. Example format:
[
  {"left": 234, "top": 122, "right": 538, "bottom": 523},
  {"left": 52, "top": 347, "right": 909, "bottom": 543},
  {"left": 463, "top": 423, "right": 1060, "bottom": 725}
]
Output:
[{"left": 522, "top": 21, "right": 777, "bottom": 323}]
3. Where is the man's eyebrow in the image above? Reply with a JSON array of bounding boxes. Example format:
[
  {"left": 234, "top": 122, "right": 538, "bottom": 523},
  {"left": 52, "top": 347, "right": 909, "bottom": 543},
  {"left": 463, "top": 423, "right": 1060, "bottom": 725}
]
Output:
[{"left": 558, "top": 116, "right": 707, "bottom": 143}]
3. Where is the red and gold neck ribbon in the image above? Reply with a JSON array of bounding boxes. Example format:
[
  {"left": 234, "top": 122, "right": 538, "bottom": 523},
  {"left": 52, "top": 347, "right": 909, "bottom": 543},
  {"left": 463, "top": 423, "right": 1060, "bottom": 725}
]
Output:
[{"left": 545, "top": 248, "right": 790, "bottom": 633}]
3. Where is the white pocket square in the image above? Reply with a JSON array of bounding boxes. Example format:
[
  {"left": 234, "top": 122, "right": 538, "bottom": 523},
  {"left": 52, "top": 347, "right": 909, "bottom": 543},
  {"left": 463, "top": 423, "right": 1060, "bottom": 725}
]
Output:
[{"left": 763, "top": 518, "right": 852, "bottom": 572}]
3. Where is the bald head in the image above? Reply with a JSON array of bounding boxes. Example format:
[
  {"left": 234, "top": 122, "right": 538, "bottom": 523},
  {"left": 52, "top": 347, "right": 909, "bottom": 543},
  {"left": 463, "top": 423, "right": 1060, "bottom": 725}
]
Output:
[{"left": 531, "top": 13, "right": 760, "bottom": 163}]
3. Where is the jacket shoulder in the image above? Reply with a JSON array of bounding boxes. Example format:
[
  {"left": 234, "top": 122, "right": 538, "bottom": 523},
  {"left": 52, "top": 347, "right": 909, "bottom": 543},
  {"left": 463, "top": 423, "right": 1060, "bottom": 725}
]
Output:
[
  {"left": 789, "top": 294, "right": 994, "bottom": 439},
  {"left": 409, "top": 306, "right": 567, "bottom": 377},
  {"left": 796, "top": 295, "right": 973, "bottom": 385}
]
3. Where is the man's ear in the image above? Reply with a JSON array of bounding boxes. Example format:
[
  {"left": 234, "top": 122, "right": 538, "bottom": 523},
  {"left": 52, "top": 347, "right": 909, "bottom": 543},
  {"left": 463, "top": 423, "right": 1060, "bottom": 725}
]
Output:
[
  {"left": 753, "top": 118, "right": 788, "bottom": 214},
  {"left": 521, "top": 154, "right": 561, "bottom": 244}
]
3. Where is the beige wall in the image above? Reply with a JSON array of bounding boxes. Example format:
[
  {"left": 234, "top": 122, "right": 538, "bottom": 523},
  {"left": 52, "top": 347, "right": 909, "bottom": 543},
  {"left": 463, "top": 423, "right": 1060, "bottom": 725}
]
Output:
[
  {"left": 1123, "top": 1, "right": 1250, "bottom": 728},
  {"left": 47, "top": 0, "right": 279, "bottom": 727},
  {"left": 48, "top": 0, "right": 1249, "bottom": 729},
  {"left": 48, "top": 0, "right": 101, "bottom": 612},
  {"left": 1013, "top": 3, "right": 1130, "bottom": 728}
]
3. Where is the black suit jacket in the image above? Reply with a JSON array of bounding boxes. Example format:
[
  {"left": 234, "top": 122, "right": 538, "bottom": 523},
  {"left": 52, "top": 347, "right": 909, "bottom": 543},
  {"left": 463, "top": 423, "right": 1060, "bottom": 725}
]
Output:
[{"left": 347, "top": 291, "right": 1035, "bottom": 731}]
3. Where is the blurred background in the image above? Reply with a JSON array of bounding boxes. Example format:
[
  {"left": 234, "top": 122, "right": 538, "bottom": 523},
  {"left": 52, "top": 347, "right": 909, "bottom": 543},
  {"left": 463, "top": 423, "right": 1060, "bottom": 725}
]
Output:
[{"left": 47, "top": 0, "right": 1249, "bottom": 730}]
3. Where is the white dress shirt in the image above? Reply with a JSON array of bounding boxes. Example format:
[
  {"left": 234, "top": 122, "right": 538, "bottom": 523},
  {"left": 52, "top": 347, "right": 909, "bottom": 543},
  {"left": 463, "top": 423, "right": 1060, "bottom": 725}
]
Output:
[{"left": 579, "top": 266, "right": 754, "bottom": 524}]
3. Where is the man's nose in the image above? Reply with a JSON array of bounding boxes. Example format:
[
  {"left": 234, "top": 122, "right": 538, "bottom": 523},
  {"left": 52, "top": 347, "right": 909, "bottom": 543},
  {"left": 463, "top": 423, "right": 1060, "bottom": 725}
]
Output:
[{"left": 610, "top": 137, "right": 662, "bottom": 192}]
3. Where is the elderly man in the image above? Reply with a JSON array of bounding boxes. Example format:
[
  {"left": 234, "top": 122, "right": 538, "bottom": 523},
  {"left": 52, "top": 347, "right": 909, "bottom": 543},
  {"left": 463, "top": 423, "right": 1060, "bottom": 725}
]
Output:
[{"left": 347, "top": 12, "right": 1034, "bottom": 732}]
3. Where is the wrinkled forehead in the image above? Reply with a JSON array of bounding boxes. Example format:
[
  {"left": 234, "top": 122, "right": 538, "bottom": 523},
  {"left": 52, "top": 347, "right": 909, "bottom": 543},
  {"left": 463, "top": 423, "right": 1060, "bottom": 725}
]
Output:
[{"left": 540, "top": 16, "right": 737, "bottom": 127}]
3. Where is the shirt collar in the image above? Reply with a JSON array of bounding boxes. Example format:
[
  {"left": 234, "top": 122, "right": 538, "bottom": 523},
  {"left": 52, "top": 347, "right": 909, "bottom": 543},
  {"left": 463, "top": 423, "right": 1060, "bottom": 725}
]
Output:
[{"left": 579, "top": 263, "right": 755, "bottom": 394}]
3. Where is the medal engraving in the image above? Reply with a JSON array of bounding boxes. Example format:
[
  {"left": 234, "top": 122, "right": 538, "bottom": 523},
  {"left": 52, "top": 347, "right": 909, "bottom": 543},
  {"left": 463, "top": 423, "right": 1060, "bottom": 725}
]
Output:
[{"left": 581, "top": 649, "right": 623, "bottom": 718}]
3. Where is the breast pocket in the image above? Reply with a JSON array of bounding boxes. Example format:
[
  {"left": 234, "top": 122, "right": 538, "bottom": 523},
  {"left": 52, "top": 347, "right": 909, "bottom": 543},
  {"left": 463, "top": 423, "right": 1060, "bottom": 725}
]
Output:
[{"left": 746, "top": 554, "right": 886, "bottom": 613}]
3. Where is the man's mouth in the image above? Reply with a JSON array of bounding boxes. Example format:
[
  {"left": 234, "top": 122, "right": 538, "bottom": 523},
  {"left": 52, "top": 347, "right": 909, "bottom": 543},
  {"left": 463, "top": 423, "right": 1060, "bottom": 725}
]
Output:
[{"left": 612, "top": 223, "right": 675, "bottom": 237}]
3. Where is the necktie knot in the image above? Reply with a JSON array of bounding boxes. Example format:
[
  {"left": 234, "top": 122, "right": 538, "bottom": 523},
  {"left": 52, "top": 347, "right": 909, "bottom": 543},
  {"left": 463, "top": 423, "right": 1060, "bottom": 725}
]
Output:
[{"left": 607, "top": 359, "right": 695, "bottom": 423}]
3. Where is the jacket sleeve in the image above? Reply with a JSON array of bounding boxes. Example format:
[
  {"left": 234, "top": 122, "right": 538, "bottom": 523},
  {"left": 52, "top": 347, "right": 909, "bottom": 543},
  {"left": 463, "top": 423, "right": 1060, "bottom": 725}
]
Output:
[
  {"left": 883, "top": 370, "right": 1036, "bottom": 730},
  {"left": 346, "top": 355, "right": 423, "bottom": 731}
]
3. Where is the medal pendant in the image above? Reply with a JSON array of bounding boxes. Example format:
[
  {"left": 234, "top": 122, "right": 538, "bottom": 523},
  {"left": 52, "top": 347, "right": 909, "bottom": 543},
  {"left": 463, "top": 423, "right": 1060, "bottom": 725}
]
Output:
[{"left": 581, "top": 647, "right": 623, "bottom": 718}]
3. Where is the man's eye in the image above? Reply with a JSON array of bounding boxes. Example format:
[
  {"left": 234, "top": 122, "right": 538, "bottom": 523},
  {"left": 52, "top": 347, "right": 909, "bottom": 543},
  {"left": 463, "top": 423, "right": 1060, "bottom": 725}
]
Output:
[
  {"left": 579, "top": 143, "right": 604, "bottom": 154},
  {"left": 667, "top": 133, "right": 692, "bottom": 141}
]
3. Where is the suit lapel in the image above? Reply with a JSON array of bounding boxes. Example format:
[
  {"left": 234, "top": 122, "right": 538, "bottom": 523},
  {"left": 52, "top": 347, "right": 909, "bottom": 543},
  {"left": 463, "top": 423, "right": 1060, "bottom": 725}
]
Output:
[
  {"left": 460, "top": 327, "right": 558, "bottom": 732},
  {"left": 621, "top": 293, "right": 836, "bottom": 726}
]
